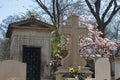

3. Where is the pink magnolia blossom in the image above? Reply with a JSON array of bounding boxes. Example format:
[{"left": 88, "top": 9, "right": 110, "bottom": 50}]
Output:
[
  {"left": 59, "top": 19, "right": 120, "bottom": 59},
  {"left": 79, "top": 24, "right": 120, "bottom": 59}
]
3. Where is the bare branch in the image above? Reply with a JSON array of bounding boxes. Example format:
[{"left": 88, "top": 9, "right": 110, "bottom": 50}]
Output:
[
  {"left": 102, "top": 0, "right": 114, "bottom": 20},
  {"left": 95, "top": 0, "right": 100, "bottom": 16},
  {"left": 52, "top": 0, "right": 56, "bottom": 22},
  {"left": 56, "top": 0, "right": 60, "bottom": 28},
  {"left": 85, "top": 0, "right": 96, "bottom": 17},
  {"left": 35, "top": 0, "right": 53, "bottom": 21},
  {"left": 105, "top": 5, "right": 120, "bottom": 25},
  {"left": 85, "top": 0, "right": 101, "bottom": 24},
  {"left": 35, "top": 0, "right": 73, "bottom": 28},
  {"left": 85, "top": 0, "right": 120, "bottom": 37}
]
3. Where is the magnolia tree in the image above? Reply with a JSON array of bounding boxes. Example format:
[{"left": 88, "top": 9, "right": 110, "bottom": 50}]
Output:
[
  {"left": 59, "top": 22, "right": 120, "bottom": 59},
  {"left": 79, "top": 23, "right": 120, "bottom": 59},
  {"left": 58, "top": 16, "right": 120, "bottom": 59}
]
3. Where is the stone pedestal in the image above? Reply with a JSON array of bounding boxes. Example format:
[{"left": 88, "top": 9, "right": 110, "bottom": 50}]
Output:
[{"left": 56, "top": 67, "right": 93, "bottom": 80}]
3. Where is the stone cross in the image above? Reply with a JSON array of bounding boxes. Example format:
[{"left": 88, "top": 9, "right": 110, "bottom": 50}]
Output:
[{"left": 60, "top": 14, "right": 88, "bottom": 67}]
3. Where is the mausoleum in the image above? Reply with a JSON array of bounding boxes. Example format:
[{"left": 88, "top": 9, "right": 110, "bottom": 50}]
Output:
[{"left": 6, "top": 17, "right": 54, "bottom": 80}]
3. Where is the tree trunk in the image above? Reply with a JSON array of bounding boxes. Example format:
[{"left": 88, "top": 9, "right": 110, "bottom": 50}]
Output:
[{"left": 97, "top": 22, "right": 106, "bottom": 38}]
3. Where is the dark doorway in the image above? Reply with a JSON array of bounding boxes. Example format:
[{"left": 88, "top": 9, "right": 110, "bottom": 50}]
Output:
[{"left": 23, "top": 46, "right": 41, "bottom": 80}]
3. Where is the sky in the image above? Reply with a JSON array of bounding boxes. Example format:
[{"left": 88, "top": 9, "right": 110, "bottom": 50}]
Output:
[
  {"left": 0, "top": 0, "right": 37, "bottom": 23},
  {"left": 0, "top": 0, "right": 39, "bottom": 39}
]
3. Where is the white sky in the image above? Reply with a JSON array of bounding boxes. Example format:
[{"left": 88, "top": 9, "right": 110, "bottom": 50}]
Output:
[{"left": 0, "top": 0, "right": 37, "bottom": 23}]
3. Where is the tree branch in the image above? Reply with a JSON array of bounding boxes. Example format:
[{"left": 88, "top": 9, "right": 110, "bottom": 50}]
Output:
[
  {"left": 85, "top": 0, "right": 96, "bottom": 16},
  {"left": 102, "top": 0, "right": 114, "bottom": 20},
  {"left": 52, "top": 0, "right": 56, "bottom": 22},
  {"left": 85, "top": 0, "right": 101, "bottom": 25},
  {"left": 35, "top": 0, "right": 54, "bottom": 21},
  {"left": 56, "top": 0, "right": 60, "bottom": 28},
  {"left": 95, "top": 0, "right": 100, "bottom": 16},
  {"left": 105, "top": 5, "right": 120, "bottom": 25}
]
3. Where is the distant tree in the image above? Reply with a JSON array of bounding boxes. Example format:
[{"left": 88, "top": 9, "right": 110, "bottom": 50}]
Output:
[
  {"left": 35, "top": 0, "right": 80, "bottom": 29},
  {"left": 35, "top": 0, "right": 80, "bottom": 58},
  {"left": 85, "top": 0, "right": 120, "bottom": 37},
  {"left": 105, "top": 19, "right": 120, "bottom": 40},
  {"left": 0, "top": 15, "right": 22, "bottom": 61},
  {"left": 20, "top": 10, "right": 47, "bottom": 22},
  {"left": 0, "top": 39, "right": 10, "bottom": 61}
]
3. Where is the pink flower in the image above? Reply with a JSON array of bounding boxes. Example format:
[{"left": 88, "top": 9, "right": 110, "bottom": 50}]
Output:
[
  {"left": 78, "top": 23, "right": 120, "bottom": 59},
  {"left": 87, "top": 24, "right": 94, "bottom": 31}
]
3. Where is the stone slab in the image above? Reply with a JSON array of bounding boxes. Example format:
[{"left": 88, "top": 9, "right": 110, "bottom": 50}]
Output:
[
  {"left": 0, "top": 60, "right": 26, "bottom": 80},
  {"left": 95, "top": 58, "right": 110, "bottom": 80}
]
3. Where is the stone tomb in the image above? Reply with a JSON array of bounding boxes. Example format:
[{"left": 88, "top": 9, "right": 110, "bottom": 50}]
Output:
[
  {"left": 95, "top": 58, "right": 111, "bottom": 80},
  {"left": 6, "top": 17, "right": 54, "bottom": 79},
  {"left": 0, "top": 60, "right": 26, "bottom": 80}
]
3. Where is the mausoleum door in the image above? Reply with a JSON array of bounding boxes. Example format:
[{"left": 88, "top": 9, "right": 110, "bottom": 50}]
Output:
[{"left": 23, "top": 46, "right": 41, "bottom": 80}]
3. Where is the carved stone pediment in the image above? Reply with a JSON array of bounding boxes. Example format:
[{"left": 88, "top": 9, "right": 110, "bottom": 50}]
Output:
[{"left": 6, "top": 18, "right": 54, "bottom": 38}]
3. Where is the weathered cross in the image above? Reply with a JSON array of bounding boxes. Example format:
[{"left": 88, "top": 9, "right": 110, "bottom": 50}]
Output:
[{"left": 60, "top": 14, "right": 88, "bottom": 67}]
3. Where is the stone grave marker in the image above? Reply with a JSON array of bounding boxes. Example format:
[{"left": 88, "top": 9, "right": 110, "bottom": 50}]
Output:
[
  {"left": 95, "top": 58, "right": 110, "bottom": 80},
  {"left": 56, "top": 14, "right": 92, "bottom": 80},
  {"left": 114, "top": 57, "right": 120, "bottom": 79},
  {"left": 0, "top": 60, "right": 26, "bottom": 80}
]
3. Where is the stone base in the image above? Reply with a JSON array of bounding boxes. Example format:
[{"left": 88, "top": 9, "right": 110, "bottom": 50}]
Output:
[
  {"left": 55, "top": 67, "right": 93, "bottom": 80},
  {"left": 85, "top": 77, "right": 96, "bottom": 80},
  {"left": 64, "top": 78, "right": 77, "bottom": 80}
]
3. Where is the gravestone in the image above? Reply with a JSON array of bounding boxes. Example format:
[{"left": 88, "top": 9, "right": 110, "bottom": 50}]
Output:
[
  {"left": 0, "top": 60, "right": 26, "bottom": 80},
  {"left": 114, "top": 57, "right": 120, "bottom": 79},
  {"left": 6, "top": 17, "right": 54, "bottom": 79},
  {"left": 60, "top": 14, "right": 88, "bottom": 67},
  {"left": 95, "top": 58, "right": 111, "bottom": 80}
]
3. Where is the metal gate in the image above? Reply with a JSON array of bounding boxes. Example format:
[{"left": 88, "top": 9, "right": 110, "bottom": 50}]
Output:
[{"left": 23, "top": 46, "right": 41, "bottom": 80}]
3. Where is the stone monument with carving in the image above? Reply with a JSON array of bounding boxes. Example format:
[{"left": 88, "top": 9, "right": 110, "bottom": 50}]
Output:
[{"left": 56, "top": 14, "right": 92, "bottom": 80}]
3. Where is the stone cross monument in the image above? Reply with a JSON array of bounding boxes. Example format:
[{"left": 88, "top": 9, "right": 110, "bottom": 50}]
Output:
[
  {"left": 60, "top": 14, "right": 88, "bottom": 67},
  {"left": 55, "top": 14, "right": 92, "bottom": 80}
]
